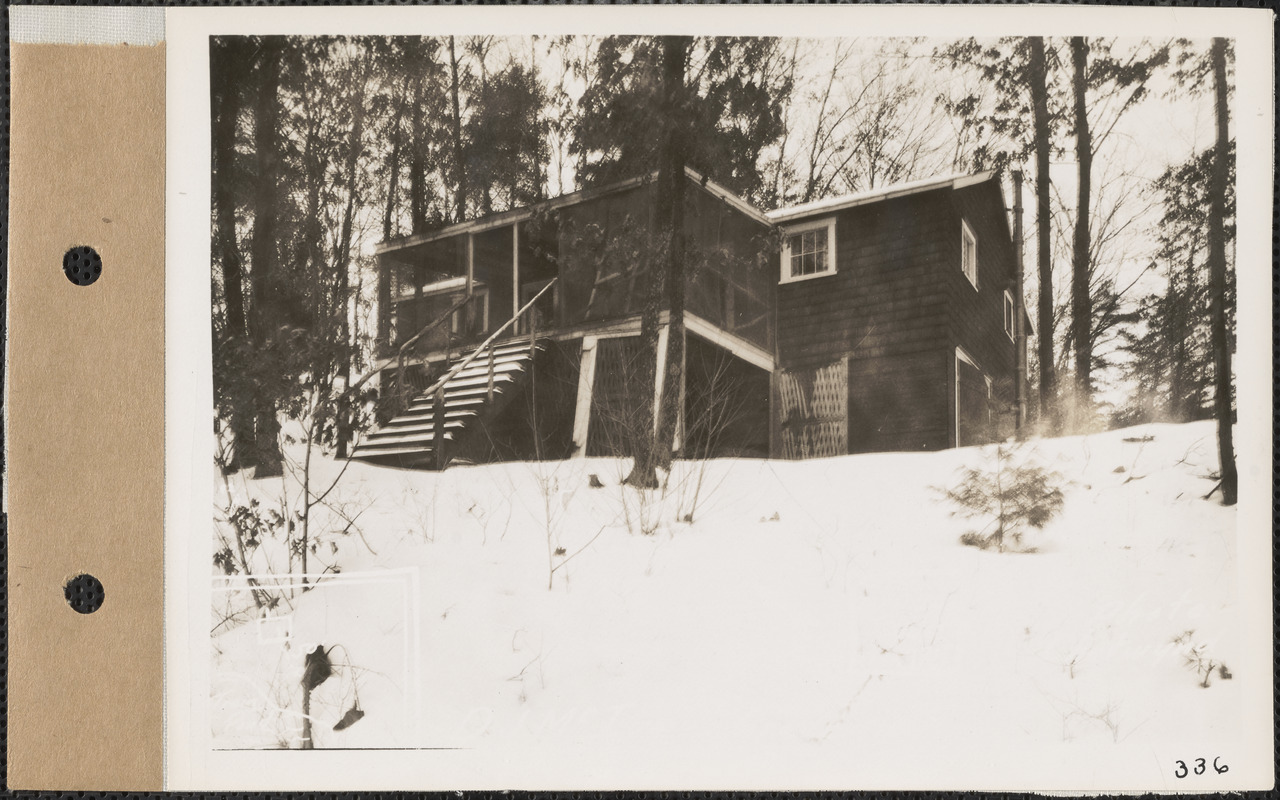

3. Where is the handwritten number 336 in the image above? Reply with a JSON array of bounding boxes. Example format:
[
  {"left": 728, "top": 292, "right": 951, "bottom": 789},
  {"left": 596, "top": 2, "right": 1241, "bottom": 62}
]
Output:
[{"left": 1175, "top": 758, "right": 1228, "bottom": 778}]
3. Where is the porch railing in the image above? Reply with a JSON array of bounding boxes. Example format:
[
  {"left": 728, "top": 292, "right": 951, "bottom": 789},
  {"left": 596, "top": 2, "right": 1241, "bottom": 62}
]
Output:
[
  {"left": 421, "top": 277, "right": 558, "bottom": 469},
  {"left": 394, "top": 291, "right": 482, "bottom": 412}
]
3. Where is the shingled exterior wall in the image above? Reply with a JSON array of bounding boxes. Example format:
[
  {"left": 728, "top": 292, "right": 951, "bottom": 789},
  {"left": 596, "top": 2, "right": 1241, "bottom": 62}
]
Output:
[{"left": 774, "top": 178, "right": 1018, "bottom": 454}]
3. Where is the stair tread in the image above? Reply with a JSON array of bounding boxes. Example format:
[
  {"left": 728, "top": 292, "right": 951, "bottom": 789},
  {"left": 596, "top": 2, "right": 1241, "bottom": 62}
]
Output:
[
  {"left": 352, "top": 339, "right": 549, "bottom": 468},
  {"left": 371, "top": 420, "right": 471, "bottom": 438},
  {"left": 359, "top": 430, "right": 456, "bottom": 448},
  {"left": 384, "top": 408, "right": 478, "bottom": 425},
  {"left": 366, "top": 421, "right": 465, "bottom": 439},
  {"left": 433, "top": 371, "right": 524, "bottom": 393},
  {"left": 451, "top": 341, "right": 544, "bottom": 362},
  {"left": 352, "top": 444, "right": 435, "bottom": 458},
  {"left": 408, "top": 386, "right": 511, "bottom": 409},
  {"left": 447, "top": 360, "right": 528, "bottom": 381}
]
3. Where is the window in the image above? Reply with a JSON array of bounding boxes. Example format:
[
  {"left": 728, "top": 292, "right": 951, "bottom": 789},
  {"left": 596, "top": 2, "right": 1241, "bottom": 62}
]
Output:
[
  {"left": 780, "top": 218, "right": 837, "bottom": 283},
  {"left": 450, "top": 289, "right": 489, "bottom": 335},
  {"left": 961, "top": 219, "right": 978, "bottom": 289},
  {"left": 518, "top": 279, "right": 557, "bottom": 335},
  {"left": 1003, "top": 290, "right": 1016, "bottom": 340}
]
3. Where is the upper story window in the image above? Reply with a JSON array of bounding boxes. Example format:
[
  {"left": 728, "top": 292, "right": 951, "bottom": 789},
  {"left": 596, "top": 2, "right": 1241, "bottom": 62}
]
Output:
[
  {"left": 780, "top": 217, "right": 837, "bottom": 284},
  {"left": 1003, "top": 290, "right": 1015, "bottom": 340},
  {"left": 961, "top": 218, "right": 979, "bottom": 289}
]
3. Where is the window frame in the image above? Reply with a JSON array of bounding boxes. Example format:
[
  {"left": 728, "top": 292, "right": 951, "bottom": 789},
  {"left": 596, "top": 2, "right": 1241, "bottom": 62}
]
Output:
[
  {"left": 961, "top": 218, "right": 979, "bottom": 290},
  {"left": 779, "top": 216, "right": 838, "bottom": 284}
]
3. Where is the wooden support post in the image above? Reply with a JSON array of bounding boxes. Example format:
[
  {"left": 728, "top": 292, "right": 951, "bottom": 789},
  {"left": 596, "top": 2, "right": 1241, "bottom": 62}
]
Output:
[
  {"left": 529, "top": 298, "right": 538, "bottom": 355},
  {"left": 433, "top": 386, "right": 446, "bottom": 470},
  {"left": 571, "top": 337, "right": 598, "bottom": 457},
  {"left": 465, "top": 233, "right": 475, "bottom": 334},
  {"left": 396, "top": 352, "right": 407, "bottom": 416},
  {"left": 512, "top": 222, "right": 520, "bottom": 323},
  {"left": 413, "top": 264, "right": 424, "bottom": 334},
  {"left": 653, "top": 324, "right": 669, "bottom": 436},
  {"left": 673, "top": 326, "right": 686, "bottom": 454},
  {"left": 768, "top": 368, "right": 780, "bottom": 459},
  {"left": 486, "top": 345, "right": 496, "bottom": 404}
]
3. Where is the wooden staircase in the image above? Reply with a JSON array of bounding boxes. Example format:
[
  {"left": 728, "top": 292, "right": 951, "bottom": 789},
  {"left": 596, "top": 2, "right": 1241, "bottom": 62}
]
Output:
[{"left": 351, "top": 340, "right": 545, "bottom": 468}]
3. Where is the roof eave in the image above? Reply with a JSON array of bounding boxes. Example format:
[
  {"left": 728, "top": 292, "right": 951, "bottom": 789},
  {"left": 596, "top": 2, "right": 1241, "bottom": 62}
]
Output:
[{"left": 766, "top": 171, "right": 996, "bottom": 225}]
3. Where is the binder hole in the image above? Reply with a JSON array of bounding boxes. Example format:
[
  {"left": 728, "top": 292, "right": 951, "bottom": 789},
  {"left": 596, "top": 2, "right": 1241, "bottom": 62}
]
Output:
[
  {"left": 64, "top": 574, "right": 104, "bottom": 614},
  {"left": 63, "top": 246, "right": 102, "bottom": 286}
]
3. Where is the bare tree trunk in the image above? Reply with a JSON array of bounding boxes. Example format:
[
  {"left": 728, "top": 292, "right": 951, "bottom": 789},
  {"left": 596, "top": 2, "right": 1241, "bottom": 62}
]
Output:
[
  {"left": 625, "top": 36, "right": 689, "bottom": 489},
  {"left": 334, "top": 63, "right": 370, "bottom": 460},
  {"left": 408, "top": 71, "right": 428, "bottom": 235},
  {"left": 655, "top": 36, "right": 689, "bottom": 473},
  {"left": 212, "top": 38, "right": 256, "bottom": 470},
  {"left": 1028, "top": 37, "right": 1057, "bottom": 425},
  {"left": 1207, "top": 38, "right": 1237, "bottom": 505},
  {"left": 448, "top": 36, "right": 468, "bottom": 223},
  {"left": 249, "top": 40, "right": 284, "bottom": 477},
  {"left": 377, "top": 92, "right": 402, "bottom": 356},
  {"left": 1069, "top": 36, "right": 1094, "bottom": 420}
]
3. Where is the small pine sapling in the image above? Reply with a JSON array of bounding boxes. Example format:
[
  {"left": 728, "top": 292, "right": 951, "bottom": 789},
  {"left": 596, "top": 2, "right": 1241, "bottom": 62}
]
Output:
[{"left": 944, "top": 443, "right": 1066, "bottom": 552}]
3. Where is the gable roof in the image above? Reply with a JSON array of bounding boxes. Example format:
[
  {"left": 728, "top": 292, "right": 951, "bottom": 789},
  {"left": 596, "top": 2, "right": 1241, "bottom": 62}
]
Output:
[{"left": 766, "top": 171, "right": 995, "bottom": 225}]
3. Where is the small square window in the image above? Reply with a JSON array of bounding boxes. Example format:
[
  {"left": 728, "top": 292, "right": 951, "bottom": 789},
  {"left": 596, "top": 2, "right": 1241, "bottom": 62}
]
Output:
[
  {"left": 781, "top": 218, "right": 837, "bottom": 283},
  {"left": 961, "top": 219, "right": 978, "bottom": 289}
]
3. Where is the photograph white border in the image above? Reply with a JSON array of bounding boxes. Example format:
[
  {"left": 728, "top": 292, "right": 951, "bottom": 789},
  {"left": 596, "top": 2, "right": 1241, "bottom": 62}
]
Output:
[{"left": 165, "top": 5, "right": 1274, "bottom": 791}]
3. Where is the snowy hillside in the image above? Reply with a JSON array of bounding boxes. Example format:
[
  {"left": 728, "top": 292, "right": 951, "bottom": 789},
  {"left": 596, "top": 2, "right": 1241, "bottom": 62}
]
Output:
[{"left": 211, "top": 421, "right": 1240, "bottom": 768}]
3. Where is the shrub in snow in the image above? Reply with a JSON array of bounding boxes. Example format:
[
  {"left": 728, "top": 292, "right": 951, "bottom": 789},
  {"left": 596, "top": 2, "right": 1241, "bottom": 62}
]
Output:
[
  {"left": 943, "top": 443, "right": 1065, "bottom": 552},
  {"left": 1172, "top": 630, "right": 1230, "bottom": 688}
]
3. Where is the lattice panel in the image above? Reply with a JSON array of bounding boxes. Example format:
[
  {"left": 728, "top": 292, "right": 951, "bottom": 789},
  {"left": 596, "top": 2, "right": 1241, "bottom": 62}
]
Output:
[
  {"left": 779, "top": 359, "right": 848, "bottom": 459},
  {"left": 588, "top": 336, "right": 650, "bottom": 457}
]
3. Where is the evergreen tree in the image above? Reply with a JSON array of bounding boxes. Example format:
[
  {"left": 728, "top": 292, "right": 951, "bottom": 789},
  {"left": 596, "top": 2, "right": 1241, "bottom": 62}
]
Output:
[
  {"left": 465, "top": 61, "right": 551, "bottom": 212},
  {"left": 1119, "top": 144, "right": 1234, "bottom": 424},
  {"left": 572, "top": 36, "right": 790, "bottom": 206}
]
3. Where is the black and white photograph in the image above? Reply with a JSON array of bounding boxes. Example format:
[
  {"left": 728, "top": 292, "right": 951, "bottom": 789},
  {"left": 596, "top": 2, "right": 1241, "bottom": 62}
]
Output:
[{"left": 166, "top": 6, "right": 1272, "bottom": 790}]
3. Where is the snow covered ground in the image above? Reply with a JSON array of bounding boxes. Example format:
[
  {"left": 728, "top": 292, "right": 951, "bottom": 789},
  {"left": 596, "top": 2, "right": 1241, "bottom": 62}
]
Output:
[{"left": 210, "top": 420, "right": 1242, "bottom": 777}]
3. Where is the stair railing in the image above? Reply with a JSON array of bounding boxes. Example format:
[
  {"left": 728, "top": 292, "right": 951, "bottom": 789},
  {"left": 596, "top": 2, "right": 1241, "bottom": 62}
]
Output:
[
  {"left": 425, "top": 277, "right": 558, "bottom": 469},
  {"left": 392, "top": 292, "right": 480, "bottom": 414}
]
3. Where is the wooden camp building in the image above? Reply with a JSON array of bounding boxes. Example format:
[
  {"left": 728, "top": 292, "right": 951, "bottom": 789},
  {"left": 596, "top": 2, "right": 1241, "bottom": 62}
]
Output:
[{"left": 352, "top": 169, "right": 1027, "bottom": 468}]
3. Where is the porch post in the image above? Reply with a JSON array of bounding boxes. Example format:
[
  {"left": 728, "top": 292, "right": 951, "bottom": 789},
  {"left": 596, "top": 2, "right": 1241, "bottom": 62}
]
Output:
[
  {"left": 571, "top": 336, "right": 598, "bottom": 457},
  {"left": 673, "top": 327, "right": 686, "bottom": 454},
  {"left": 512, "top": 222, "right": 520, "bottom": 323},
  {"left": 653, "top": 324, "right": 670, "bottom": 437},
  {"left": 768, "top": 368, "right": 780, "bottom": 459},
  {"left": 465, "top": 232, "right": 475, "bottom": 332},
  {"left": 413, "top": 263, "right": 424, "bottom": 335}
]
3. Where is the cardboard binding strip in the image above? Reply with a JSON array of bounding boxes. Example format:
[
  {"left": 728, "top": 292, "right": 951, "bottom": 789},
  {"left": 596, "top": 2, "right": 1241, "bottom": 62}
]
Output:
[{"left": 8, "top": 43, "right": 165, "bottom": 789}]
